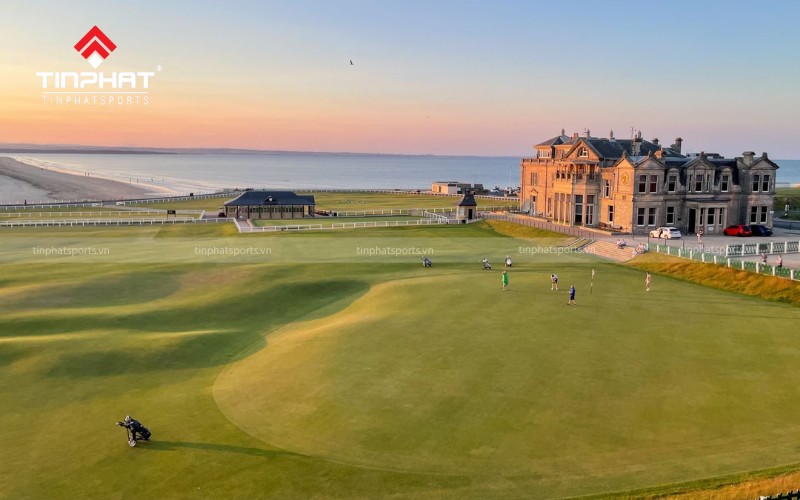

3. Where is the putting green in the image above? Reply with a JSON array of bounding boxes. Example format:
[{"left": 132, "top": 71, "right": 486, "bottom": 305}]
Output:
[{"left": 215, "top": 270, "right": 800, "bottom": 485}]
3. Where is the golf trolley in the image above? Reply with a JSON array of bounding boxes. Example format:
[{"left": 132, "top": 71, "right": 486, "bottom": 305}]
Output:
[{"left": 116, "top": 418, "right": 151, "bottom": 447}]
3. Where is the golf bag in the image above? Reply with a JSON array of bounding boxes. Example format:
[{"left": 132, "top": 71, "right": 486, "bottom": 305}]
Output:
[
  {"left": 421, "top": 256, "right": 432, "bottom": 267},
  {"left": 117, "top": 417, "right": 151, "bottom": 447}
]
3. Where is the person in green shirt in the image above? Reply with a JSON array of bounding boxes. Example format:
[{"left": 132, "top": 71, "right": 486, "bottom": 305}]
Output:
[{"left": 502, "top": 270, "right": 509, "bottom": 290}]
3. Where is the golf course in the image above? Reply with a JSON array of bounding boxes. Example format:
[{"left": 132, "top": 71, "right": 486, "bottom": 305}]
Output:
[{"left": 2, "top": 220, "right": 800, "bottom": 499}]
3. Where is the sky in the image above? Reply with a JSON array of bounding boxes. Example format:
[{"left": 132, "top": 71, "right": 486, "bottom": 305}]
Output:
[{"left": 1, "top": 0, "right": 799, "bottom": 157}]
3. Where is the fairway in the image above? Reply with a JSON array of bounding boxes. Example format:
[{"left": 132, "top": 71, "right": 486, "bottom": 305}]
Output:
[{"left": 2, "top": 222, "right": 800, "bottom": 499}]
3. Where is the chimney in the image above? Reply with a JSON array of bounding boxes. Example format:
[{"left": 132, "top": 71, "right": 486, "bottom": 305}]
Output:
[
  {"left": 671, "top": 137, "right": 683, "bottom": 154},
  {"left": 561, "top": 128, "right": 566, "bottom": 137},
  {"left": 609, "top": 129, "right": 615, "bottom": 141},
  {"left": 761, "top": 152, "right": 769, "bottom": 159},
  {"left": 652, "top": 138, "right": 659, "bottom": 145},
  {"left": 632, "top": 131, "right": 642, "bottom": 156},
  {"left": 585, "top": 129, "right": 591, "bottom": 137},
  {"left": 742, "top": 151, "right": 755, "bottom": 166}
]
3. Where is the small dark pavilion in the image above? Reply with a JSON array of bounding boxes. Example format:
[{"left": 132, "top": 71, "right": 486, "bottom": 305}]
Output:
[
  {"left": 456, "top": 191, "right": 477, "bottom": 222},
  {"left": 223, "top": 191, "right": 316, "bottom": 219}
]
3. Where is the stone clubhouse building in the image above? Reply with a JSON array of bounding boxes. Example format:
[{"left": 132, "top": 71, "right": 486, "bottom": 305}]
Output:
[{"left": 520, "top": 130, "right": 778, "bottom": 235}]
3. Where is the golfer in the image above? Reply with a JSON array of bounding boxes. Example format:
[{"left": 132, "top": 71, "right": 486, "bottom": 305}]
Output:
[
  {"left": 502, "top": 270, "right": 509, "bottom": 290},
  {"left": 551, "top": 273, "right": 558, "bottom": 291},
  {"left": 567, "top": 284, "right": 576, "bottom": 305},
  {"left": 645, "top": 272, "right": 651, "bottom": 292}
]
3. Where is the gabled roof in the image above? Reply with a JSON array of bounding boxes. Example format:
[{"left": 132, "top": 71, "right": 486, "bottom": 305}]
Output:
[
  {"left": 751, "top": 155, "right": 780, "bottom": 169},
  {"left": 457, "top": 193, "right": 477, "bottom": 206},
  {"left": 559, "top": 137, "right": 685, "bottom": 161},
  {"left": 224, "top": 190, "right": 316, "bottom": 207},
  {"left": 535, "top": 135, "right": 568, "bottom": 147}
]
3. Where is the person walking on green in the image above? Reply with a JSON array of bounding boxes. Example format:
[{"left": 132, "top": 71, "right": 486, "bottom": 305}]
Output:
[
  {"left": 567, "top": 284, "right": 576, "bottom": 305},
  {"left": 502, "top": 270, "right": 509, "bottom": 290}
]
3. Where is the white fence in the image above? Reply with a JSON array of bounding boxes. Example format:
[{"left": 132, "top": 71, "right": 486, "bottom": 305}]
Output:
[
  {"left": 0, "top": 210, "right": 203, "bottom": 218},
  {"left": 236, "top": 218, "right": 449, "bottom": 233},
  {"left": 725, "top": 241, "right": 800, "bottom": 257},
  {"left": 315, "top": 206, "right": 512, "bottom": 217},
  {"left": 652, "top": 243, "right": 798, "bottom": 281},
  {"left": 0, "top": 218, "right": 230, "bottom": 227}
]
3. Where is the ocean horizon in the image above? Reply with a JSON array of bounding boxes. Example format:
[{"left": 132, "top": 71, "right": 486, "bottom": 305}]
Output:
[{"left": 5, "top": 152, "right": 800, "bottom": 197}]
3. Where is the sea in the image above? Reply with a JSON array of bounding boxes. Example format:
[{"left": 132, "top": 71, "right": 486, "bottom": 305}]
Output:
[
  {"left": 8, "top": 153, "right": 522, "bottom": 196},
  {"left": 6, "top": 152, "right": 800, "bottom": 196}
]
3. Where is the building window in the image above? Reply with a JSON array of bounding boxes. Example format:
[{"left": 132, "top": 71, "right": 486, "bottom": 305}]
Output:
[
  {"left": 706, "top": 174, "right": 712, "bottom": 192},
  {"left": 586, "top": 195, "right": 595, "bottom": 225},
  {"left": 637, "top": 207, "right": 645, "bottom": 226},
  {"left": 752, "top": 174, "right": 760, "bottom": 192},
  {"left": 667, "top": 174, "right": 677, "bottom": 193},
  {"left": 530, "top": 172, "right": 538, "bottom": 185},
  {"left": 666, "top": 206, "right": 675, "bottom": 225},
  {"left": 750, "top": 206, "right": 758, "bottom": 224},
  {"left": 539, "top": 150, "right": 550, "bottom": 159},
  {"left": 649, "top": 175, "right": 658, "bottom": 193},
  {"left": 574, "top": 194, "right": 583, "bottom": 225},
  {"left": 647, "top": 207, "right": 656, "bottom": 226},
  {"left": 721, "top": 174, "right": 730, "bottom": 192},
  {"left": 694, "top": 174, "right": 703, "bottom": 192},
  {"left": 608, "top": 205, "right": 614, "bottom": 223},
  {"left": 603, "top": 179, "right": 611, "bottom": 198},
  {"left": 638, "top": 175, "right": 647, "bottom": 194},
  {"left": 579, "top": 147, "right": 588, "bottom": 158},
  {"left": 717, "top": 208, "right": 724, "bottom": 225},
  {"left": 761, "top": 174, "right": 770, "bottom": 192},
  {"left": 761, "top": 205, "right": 768, "bottom": 223},
  {"left": 707, "top": 208, "right": 715, "bottom": 225}
]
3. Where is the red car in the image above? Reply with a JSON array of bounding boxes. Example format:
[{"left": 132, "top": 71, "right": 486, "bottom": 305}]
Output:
[{"left": 723, "top": 224, "right": 752, "bottom": 236}]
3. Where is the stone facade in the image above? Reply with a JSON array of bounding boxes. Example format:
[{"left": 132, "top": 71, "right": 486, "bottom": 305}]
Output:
[{"left": 520, "top": 130, "right": 779, "bottom": 235}]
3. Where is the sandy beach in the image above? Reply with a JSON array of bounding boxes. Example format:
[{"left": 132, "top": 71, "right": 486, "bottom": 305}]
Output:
[{"left": 0, "top": 156, "right": 152, "bottom": 204}]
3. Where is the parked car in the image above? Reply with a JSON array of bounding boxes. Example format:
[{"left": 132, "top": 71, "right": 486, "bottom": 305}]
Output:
[
  {"left": 749, "top": 224, "right": 773, "bottom": 236},
  {"left": 723, "top": 224, "right": 753, "bottom": 236},
  {"left": 649, "top": 226, "right": 682, "bottom": 239}
]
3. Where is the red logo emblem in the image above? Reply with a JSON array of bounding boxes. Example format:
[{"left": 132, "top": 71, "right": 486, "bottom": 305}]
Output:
[{"left": 74, "top": 26, "right": 117, "bottom": 68}]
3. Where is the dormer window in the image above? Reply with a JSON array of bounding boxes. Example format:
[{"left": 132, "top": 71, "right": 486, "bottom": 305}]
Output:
[
  {"left": 578, "top": 147, "right": 588, "bottom": 158},
  {"left": 721, "top": 173, "right": 730, "bottom": 192},
  {"left": 539, "top": 149, "right": 551, "bottom": 159}
]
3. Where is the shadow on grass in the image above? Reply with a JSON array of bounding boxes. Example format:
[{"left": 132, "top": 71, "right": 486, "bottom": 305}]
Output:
[
  {"left": 141, "top": 440, "right": 306, "bottom": 460},
  {"left": 42, "top": 279, "right": 370, "bottom": 378}
]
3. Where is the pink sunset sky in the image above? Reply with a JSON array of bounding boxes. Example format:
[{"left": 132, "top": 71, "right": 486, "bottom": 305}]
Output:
[{"left": 1, "top": 0, "right": 799, "bottom": 157}]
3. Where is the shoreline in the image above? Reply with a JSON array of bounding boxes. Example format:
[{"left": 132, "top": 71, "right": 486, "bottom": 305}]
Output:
[{"left": 0, "top": 156, "right": 154, "bottom": 204}]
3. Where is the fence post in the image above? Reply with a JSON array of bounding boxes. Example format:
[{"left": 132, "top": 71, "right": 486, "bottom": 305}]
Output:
[{"left": 741, "top": 261, "right": 745, "bottom": 270}]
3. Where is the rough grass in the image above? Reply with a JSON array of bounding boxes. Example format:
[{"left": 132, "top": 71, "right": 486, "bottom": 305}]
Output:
[
  {"left": 627, "top": 253, "right": 800, "bottom": 305},
  {"left": 480, "top": 219, "right": 570, "bottom": 240}
]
